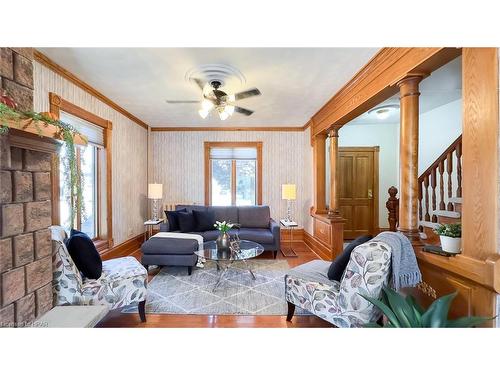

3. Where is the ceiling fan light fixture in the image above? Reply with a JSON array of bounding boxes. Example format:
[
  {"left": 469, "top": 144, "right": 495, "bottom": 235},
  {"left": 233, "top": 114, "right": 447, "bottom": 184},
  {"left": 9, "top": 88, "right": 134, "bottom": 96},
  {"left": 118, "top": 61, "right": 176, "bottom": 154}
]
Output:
[
  {"left": 224, "top": 105, "right": 235, "bottom": 115},
  {"left": 198, "top": 108, "right": 209, "bottom": 119},
  {"left": 201, "top": 99, "right": 214, "bottom": 110},
  {"left": 219, "top": 111, "right": 229, "bottom": 121}
]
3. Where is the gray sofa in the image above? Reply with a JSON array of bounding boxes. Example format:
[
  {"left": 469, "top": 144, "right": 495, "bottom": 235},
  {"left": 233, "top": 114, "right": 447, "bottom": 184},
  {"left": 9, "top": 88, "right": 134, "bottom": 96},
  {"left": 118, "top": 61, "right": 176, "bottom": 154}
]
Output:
[{"left": 141, "top": 205, "right": 280, "bottom": 274}]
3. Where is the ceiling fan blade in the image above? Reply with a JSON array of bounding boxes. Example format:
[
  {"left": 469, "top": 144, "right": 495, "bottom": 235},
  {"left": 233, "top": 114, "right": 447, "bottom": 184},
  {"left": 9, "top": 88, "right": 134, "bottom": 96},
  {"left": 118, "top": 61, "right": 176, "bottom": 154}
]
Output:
[
  {"left": 191, "top": 78, "right": 206, "bottom": 91},
  {"left": 234, "top": 106, "right": 254, "bottom": 116},
  {"left": 233, "top": 88, "right": 261, "bottom": 101},
  {"left": 166, "top": 100, "right": 201, "bottom": 104}
]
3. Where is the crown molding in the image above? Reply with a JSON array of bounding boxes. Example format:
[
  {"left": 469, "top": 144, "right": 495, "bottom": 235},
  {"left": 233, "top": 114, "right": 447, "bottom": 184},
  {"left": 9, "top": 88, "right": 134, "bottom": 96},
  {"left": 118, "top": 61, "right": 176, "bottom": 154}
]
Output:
[
  {"left": 151, "top": 125, "right": 308, "bottom": 132},
  {"left": 33, "top": 50, "right": 150, "bottom": 130}
]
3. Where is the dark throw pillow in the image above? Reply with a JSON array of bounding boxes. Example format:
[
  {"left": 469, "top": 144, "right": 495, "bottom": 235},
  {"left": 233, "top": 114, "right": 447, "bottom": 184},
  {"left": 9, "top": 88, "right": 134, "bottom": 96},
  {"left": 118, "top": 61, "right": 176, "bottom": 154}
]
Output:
[
  {"left": 193, "top": 209, "right": 215, "bottom": 232},
  {"left": 164, "top": 208, "right": 187, "bottom": 232},
  {"left": 66, "top": 229, "right": 103, "bottom": 279},
  {"left": 327, "top": 235, "right": 373, "bottom": 281},
  {"left": 177, "top": 211, "right": 196, "bottom": 233}
]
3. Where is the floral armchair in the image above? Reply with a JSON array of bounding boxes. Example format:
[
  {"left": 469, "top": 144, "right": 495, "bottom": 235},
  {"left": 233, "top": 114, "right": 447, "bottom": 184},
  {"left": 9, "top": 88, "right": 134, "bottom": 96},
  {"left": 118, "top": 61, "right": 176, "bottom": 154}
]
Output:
[
  {"left": 51, "top": 226, "right": 148, "bottom": 322},
  {"left": 285, "top": 240, "right": 392, "bottom": 328}
]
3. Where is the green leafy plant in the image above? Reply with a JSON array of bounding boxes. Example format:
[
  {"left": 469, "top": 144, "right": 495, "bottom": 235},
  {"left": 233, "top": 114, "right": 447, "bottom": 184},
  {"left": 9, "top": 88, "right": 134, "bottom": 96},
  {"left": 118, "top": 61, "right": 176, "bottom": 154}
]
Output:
[
  {"left": 434, "top": 223, "right": 461, "bottom": 238},
  {"left": 360, "top": 286, "right": 492, "bottom": 328},
  {"left": 214, "top": 220, "right": 234, "bottom": 233},
  {"left": 0, "top": 102, "right": 87, "bottom": 226}
]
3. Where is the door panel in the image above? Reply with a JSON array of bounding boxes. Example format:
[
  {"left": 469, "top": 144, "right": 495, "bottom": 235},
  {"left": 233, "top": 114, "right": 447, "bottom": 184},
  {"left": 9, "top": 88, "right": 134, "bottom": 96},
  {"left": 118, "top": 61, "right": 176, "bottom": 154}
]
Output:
[{"left": 339, "top": 148, "right": 376, "bottom": 239}]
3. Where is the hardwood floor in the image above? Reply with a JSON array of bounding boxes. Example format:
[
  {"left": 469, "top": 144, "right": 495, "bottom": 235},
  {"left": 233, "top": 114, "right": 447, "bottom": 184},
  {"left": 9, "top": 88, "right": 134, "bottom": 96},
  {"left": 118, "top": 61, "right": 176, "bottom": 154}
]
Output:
[{"left": 97, "top": 241, "right": 333, "bottom": 328}]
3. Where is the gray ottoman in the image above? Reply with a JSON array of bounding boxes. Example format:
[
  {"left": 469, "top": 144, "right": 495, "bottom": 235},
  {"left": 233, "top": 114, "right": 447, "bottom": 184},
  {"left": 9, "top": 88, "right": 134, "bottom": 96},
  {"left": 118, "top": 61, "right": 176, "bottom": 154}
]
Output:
[{"left": 141, "top": 237, "right": 198, "bottom": 275}]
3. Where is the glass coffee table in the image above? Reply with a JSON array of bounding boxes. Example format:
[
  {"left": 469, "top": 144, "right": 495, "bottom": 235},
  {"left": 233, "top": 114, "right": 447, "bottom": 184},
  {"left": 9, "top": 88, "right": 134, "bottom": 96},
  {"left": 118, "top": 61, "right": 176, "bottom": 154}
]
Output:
[{"left": 196, "top": 240, "right": 264, "bottom": 292}]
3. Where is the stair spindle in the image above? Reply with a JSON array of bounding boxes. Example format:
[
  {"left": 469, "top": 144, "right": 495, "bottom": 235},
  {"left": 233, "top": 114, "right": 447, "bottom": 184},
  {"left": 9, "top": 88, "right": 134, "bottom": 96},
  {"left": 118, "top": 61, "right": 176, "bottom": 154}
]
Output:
[
  {"left": 456, "top": 142, "right": 462, "bottom": 198},
  {"left": 446, "top": 152, "right": 453, "bottom": 211},
  {"left": 430, "top": 167, "right": 437, "bottom": 222},
  {"left": 423, "top": 175, "right": 430, "bottom": 221},
  {"left": 439, "top": 160, "right": 445, "bottom": 211},
  {"left": 418, "top": 181, "right": 423, "bottom": 222}
]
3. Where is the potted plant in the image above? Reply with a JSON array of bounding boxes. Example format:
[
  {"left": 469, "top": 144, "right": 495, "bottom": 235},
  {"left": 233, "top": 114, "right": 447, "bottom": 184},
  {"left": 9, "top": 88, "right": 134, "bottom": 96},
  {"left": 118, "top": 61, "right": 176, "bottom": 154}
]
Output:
[
  {"left": 361, "top": 287, "right": 492, "bottom": 328},
  {"left": 434, "top": 223, "right": 462, "bottom": 253},
  {"left": 214, "top": 221, "right": 234, "bottom": 250}
]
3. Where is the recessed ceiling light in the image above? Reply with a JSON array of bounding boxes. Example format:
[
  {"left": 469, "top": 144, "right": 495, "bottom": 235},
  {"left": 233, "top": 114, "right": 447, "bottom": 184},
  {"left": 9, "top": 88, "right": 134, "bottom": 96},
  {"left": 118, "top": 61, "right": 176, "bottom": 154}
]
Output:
[{"left": 368, "top": 104, "right": 400, "bottom": 120}]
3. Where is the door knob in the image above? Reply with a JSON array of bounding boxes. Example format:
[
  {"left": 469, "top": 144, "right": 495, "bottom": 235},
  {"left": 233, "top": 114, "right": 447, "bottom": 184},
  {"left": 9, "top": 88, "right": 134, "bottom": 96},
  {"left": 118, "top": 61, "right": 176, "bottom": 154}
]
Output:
[{"left": 368, "top": 189, "right": 373, "bottom": 198}]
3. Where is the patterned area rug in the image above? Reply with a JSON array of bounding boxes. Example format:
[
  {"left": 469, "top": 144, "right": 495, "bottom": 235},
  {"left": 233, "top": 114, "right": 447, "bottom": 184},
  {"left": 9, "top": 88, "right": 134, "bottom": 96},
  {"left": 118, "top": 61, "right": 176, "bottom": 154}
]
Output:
[{"left": 123, "top": 259, "right": 310, "bottom": 315}]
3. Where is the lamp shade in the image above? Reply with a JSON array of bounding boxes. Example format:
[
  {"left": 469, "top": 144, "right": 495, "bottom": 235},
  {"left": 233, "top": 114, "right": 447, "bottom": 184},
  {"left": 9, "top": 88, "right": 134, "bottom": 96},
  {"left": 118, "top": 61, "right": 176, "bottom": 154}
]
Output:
[
  {"left": 148, "top": 183, "right": 163, "bottom": 199},
  {"left": 282, "top": 184, "right": 296, "bottom": 200}
]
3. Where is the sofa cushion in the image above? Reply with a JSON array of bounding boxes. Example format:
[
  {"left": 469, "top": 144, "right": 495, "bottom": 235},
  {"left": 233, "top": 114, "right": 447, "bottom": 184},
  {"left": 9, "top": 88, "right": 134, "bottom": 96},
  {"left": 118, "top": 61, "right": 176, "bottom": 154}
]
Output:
[
  {"left": 141, "top": 237, "right": 198, "bottom": 255},
  {"left": 193, "top": 209, "right": 216, "bottom": 231},
  {"left": 66, "top": 229, "right": 103, "bottom": 279},
  {"left": 164, "top": 208, "right": 187, "bottom": 232},
  {"left": 177, "top": 211, "right": 197, "bottom": 232},
  {"left": 238, "top": 206, "right": 270, "bottom": 228},
  {"left": 210, "top": 206, "right": 239, "bottom": 224},
  {"left": 176, "top": 204, "right": 207, "bottom": 213},
  {"left": 328, "top": 235, "right": 373, "bottom": 281},
  {"left": 238, "top": 228, "right": 274, "bottom": 244}
]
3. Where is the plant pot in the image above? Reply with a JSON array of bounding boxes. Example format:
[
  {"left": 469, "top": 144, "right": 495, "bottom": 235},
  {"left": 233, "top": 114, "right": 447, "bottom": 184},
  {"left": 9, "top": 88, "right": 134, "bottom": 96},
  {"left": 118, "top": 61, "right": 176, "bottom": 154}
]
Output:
[
  {"left": 440, "top": 236, "right": 461, "bottom": 253},
  {"left": 216, "top": 232, "right": 230, "bottom": 251}
]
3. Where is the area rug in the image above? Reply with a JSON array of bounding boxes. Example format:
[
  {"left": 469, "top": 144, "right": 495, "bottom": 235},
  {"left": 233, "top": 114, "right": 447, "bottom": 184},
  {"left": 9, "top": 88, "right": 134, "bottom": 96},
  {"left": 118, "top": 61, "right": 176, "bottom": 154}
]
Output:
[{"left": 122, "top": 259, "right": 310, "bottom": 316}]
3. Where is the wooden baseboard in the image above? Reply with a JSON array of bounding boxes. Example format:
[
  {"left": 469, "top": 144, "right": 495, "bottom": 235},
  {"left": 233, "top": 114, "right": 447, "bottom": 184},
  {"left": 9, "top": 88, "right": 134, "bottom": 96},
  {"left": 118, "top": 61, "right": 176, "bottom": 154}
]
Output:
[
  {"left": 101, "top": 232, "right": 145, "bottom": 261},
  {"left": 280, "top": 228, "right": 304, "bottom": 242},
  {"left": 303, "top": 230, "right": 331, "bottom": 261}
]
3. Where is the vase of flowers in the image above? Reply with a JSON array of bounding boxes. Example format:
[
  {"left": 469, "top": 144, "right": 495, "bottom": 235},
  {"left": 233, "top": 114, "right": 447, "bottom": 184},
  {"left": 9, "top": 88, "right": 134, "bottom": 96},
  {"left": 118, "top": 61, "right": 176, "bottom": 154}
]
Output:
[
  {"left": 214, "top": 221, "right": 234, "bottom": 250},
  {"left": 434, "top": 223, "right": 462, "bottom": 253}
]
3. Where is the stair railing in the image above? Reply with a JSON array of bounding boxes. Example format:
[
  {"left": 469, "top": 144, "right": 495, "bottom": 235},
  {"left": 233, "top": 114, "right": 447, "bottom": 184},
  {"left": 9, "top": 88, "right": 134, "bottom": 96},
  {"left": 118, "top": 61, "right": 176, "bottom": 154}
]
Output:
[{"left": 418, "top": 135, "right": 462, "bottom": 223}]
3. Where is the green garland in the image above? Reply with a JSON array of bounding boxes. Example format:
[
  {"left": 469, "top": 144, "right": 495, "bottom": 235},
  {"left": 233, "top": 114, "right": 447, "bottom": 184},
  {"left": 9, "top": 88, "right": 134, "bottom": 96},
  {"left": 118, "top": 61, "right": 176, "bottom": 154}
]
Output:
[{"left": 0, "top": 102, "right": 87, "bottom": 227}]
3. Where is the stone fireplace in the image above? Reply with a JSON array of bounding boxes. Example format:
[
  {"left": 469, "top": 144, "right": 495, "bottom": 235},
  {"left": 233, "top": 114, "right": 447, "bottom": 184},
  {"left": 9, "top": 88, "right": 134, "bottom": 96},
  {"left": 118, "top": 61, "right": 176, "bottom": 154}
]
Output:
[{"left": 1, "top": 47, "right": 54, "bottom": 327}]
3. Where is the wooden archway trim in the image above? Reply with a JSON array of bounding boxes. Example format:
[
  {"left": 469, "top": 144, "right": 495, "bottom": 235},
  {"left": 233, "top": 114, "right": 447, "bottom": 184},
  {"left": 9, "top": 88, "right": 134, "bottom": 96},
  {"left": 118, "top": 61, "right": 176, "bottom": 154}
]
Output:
[{"left": 49, "top": 92, "right": 114, "bottom": 250}]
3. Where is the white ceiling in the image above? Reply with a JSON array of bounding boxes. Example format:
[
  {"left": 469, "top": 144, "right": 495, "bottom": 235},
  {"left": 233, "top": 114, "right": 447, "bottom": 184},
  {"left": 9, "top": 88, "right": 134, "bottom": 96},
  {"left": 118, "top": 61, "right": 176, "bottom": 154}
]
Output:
[
  {"left": 38, "top": 48, "right": 378, "bottom": 127},
  {"left": 348, "top": 56, "right": 462, "bottom": 125}
]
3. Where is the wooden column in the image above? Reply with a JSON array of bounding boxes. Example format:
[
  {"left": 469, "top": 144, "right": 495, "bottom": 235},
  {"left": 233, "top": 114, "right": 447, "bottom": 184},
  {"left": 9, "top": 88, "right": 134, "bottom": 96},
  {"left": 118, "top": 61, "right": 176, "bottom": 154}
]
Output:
[
  {"left": 328, "top": 128, "right": 340, "bottom": 217},
  {"left": 397, "top": 74, "right": 425, "bottom": 242},
  {"left": 312, "top": 132, "right": 327, "bottom": 214}
]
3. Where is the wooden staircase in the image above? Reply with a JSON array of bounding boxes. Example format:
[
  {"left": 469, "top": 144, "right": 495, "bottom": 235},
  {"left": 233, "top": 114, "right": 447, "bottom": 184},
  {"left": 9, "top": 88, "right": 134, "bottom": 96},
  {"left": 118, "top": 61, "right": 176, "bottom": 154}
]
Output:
[
  {"left": 418, "top": 135, "right": 462, "bottom": 244},
  {"left": 386, "top": 135, "right": 462, "bottom": 245}
]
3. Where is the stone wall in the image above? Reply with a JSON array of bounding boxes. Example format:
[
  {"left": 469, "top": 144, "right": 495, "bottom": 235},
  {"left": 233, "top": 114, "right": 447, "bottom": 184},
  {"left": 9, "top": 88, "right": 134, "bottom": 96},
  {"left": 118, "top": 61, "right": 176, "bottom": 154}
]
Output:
[
  {"left": 1, "top": 48, "right": 34, "bottom": 111},
  {"left": 0, "top": 47, "right": 53, "bottom": 327}
]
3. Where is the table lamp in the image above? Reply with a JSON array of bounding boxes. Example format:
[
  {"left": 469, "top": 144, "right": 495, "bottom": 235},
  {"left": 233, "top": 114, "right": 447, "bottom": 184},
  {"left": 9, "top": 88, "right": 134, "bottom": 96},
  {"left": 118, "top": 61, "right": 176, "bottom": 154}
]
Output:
[
  {"left": 148, "top": 183, "right": 163, "bottom": 221},
  {"left": 282, "top": 184, "right": 296, "bottom": 223}
]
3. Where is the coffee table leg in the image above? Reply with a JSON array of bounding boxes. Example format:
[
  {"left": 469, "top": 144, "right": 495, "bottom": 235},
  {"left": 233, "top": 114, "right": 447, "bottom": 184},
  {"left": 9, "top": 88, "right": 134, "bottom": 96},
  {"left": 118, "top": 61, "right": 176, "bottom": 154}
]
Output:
[{"left": 241, "top": 259, "right": 256, "bottom": 280}]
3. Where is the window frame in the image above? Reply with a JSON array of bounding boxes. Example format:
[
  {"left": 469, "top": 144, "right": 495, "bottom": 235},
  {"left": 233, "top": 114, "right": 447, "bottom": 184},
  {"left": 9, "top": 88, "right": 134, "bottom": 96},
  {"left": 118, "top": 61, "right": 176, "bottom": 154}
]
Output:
[
  {"left": 204, "top": 141, "right": 263, "bottom": 206},
  {"left": 49, "top": 92, "right": 113, "bottom": 250}
]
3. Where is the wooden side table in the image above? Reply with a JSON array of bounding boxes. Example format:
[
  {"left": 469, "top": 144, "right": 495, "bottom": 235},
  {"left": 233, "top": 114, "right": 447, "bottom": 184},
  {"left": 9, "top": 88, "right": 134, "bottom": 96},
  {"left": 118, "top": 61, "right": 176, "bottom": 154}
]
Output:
[{"left": 144, "top": 219, "right": 164, "bottom": 241}]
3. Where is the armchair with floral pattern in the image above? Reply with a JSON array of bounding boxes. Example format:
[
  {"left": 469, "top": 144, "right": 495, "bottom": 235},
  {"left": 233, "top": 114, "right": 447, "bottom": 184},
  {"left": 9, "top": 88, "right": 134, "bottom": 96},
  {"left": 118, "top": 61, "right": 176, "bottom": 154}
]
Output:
[
  {"left": 50, "top": 226, "right": 148, "bottom": 322},
  {"left": 285, "top": 240, "right": 392, "bottom": 328}
]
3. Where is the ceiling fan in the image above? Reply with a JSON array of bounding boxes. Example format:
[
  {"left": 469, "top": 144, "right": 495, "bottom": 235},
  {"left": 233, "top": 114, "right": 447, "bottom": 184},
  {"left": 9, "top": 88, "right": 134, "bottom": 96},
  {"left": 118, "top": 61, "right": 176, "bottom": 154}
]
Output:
[{"left": 166, "top": 79, "right": 261, "bottom": 120}]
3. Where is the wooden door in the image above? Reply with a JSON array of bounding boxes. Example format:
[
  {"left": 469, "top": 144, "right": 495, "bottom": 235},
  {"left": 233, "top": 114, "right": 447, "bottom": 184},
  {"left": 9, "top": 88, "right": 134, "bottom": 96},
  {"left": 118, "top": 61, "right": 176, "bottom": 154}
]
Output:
[{"left": 338, "top": 147, "right": 379, "bottom": 239}]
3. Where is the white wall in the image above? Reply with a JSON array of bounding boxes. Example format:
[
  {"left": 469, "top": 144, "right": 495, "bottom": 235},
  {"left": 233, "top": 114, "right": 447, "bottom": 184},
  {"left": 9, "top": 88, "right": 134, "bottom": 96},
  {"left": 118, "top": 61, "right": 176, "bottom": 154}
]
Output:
[
  {"left": 419, "top": 99, "right": 462, "bottom": 174},
  {"left": 151, "top": 128, "right": 314, "bottom": 233},
  {"left": 337, "top": 122, "right": 400, "bottom": 228}
]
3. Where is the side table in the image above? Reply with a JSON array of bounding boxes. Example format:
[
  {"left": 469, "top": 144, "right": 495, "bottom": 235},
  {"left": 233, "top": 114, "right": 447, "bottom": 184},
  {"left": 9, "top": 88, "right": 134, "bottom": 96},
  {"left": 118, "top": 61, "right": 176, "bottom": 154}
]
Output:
[
  {"left": 280, "top": 222, "right": 300, "bottom": 257},
  {"left": 144, "top": 219, "right": 164, "bottom": 241}
]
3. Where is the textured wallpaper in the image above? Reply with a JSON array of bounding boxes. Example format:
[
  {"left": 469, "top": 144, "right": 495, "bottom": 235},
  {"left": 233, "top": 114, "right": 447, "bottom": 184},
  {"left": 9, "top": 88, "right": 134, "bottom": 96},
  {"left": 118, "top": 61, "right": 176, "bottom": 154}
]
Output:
[
  {"left": 33, "top": 62, "right": 148, "bottom": 245},
  {"left": 151, "top": 128, "right": 314, "bottom": 233}
]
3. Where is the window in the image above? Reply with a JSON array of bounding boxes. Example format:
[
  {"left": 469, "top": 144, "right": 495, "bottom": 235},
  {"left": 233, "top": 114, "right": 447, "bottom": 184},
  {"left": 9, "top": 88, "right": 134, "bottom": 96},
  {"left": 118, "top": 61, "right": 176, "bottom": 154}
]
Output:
[
  {"left": 205, "top": 142, "right": 262, "bottom": 206},
  {"left": 59, "top": 112, "right": 103, "bottom": 239},
  {"left": 50, "top": 92, "right": 113, "bottom": 249}
]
